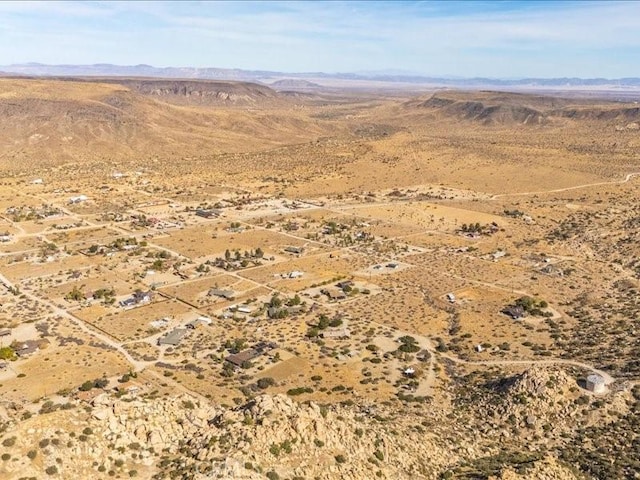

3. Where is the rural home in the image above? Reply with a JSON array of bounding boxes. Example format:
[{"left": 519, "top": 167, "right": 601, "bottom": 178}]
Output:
[
  {"left": 208, "top": 289, "right": 235, "bottom": 301},
  {"left": 69, "top": 195, "right": 88, "bottom": 204},
  {"left": 284, "top": 246, "right": 304, "bottom": 255},
  {"left": 120, "top": 290, "right": 153, "bottom": 308},
  {"left": 321, "top": 328, "right": 351, "bottom": 339},
  {"left": 195, "top": 208, "right": 222, "bottom": 219},
  {"left": 502, "top": 305, "right": 526, "bottom": 320},
  {"left": 157, "top": 328, "right": 189, "bottom": 346}
]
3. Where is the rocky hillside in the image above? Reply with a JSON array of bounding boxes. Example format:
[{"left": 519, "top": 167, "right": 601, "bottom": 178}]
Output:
[
  {"left": 0, "top": 78, "right": 341, "bottom": 171},
  {"left": 1, "top": 365, "right": 636, "bottom": 479},
  {"left": 116, "top": 79, "right": 281, "bottom": 106},
  {"left": 404, "top": 91, "right": 640, "bottom": 126}
]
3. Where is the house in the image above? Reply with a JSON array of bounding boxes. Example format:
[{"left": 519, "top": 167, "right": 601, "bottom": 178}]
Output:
[
  {"left": 31, "top": 178, "right": 43, "bottom": 185},
  {"left": 157, "top": 328, "right": 189, "bottom": 346},
  {"left": 0, "top": 235, "right": 11, "bottom": 243},
  {"left": 75, "top": 388, "right": 106, "bottom": 404},
  {"left": 186, "top": 318, "right": 209, "bottom": 329},
  {"left": 321, "top": 328, "right": 351, "bottom": 339},
  {"left": 403, "top": 367, "right": 416, "bottom": 377},
  {"left": 115, "top": 381, "right": 141, "bottom": 395},
  {"left": 475, "top": 344, "right": 485, "bottom": 353},
  {"left": 502, "top": 305, "right": 526, "bottom": 320},
  {"left": 149, "top": 318, "right": 170, "bottom": 329},
  {"left": 119, "top": 290, "right": 153, "bottom": 308},
  {"left": 225, "top": 349, "right": 260, "bottom": 367},
  {"left": 208, "top": 289, "right": 235, "bottom": 301},
  {"left": 0, "top": 329, "right": 11, "bottom": 338},
  {"left": 288, "top": 271, "right": 304, "bottom": 279},
  {"left": 491, "top": 250, "right": 507, "bottom": 261},
  {"left": 14, "top": 340, "right": 41, "bottom": 357},
  {"left": 446, "top": 293, "right": 456, "bottom": 303},
  {"left": 386, "top": 262, "right": 399, "bottom": 269},
  {"left": 236, "top": 306, "right": 252, "bottom": 314},
  {"left": 195, "top": 208, "right": 222, "bottom": 219},
  {"left": 324, "top": 288, "right": 347, "bottom": 301},
  {"left": 69, "top": 195, "right": 88, "bottom": 204},
  {"left": 284, "top": 246, "right": 304, "bottom": 255},
  {"left": 336, "top": 280, "right": 354, "bottom": 290},
  {"left": 196, "top": 316, "right": 212, "bottom": 325}
]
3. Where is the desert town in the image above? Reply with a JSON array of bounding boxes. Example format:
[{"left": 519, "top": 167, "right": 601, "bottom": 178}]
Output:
[{"left": 0, "top": 74, "right": 638, "bottom": 479}]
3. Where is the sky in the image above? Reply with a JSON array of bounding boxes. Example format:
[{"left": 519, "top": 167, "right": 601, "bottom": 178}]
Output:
[{"left": 0, "top": 0, "right": 638, "bottom": 78}]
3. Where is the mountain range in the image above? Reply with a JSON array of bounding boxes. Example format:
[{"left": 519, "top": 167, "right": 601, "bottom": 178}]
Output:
[{"left": 2, "top": 63, "right": 640, "bottom": 89}]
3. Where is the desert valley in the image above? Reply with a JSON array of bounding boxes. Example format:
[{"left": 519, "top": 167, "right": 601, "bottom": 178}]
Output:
[{"left": 0, "top": 75, "right": 639, "bottom": 480}]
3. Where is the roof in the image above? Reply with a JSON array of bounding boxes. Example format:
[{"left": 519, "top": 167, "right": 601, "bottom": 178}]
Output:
[
  {"left": 586, "top": 374, "right": 605, "bottom": 385},
  {"left": 158, "top": 328, "right": 189, "bottom": 346},
  {"left": 502, "top": 305, "right": 525, "bottom": 319},
  {"left": 0, "top": 329, "right": 11, "bottom": 336},
  {"left": 321, "top": 328, "right": 351, "bottom": 338},
  {"left": 226, "top": 349, "right": 260, "bottom": 366},
  {"left": 208, "top": 289, "right": 235, "bottom": 299}
]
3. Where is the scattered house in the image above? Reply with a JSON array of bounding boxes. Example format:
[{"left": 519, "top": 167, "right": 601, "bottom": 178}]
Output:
[
  {"left": 115, "top": 381, "right": 141, "bottom": 395},
  {"left": 75, "top": 388, "right": 105, "bottom": 404},
  {"left": 321, "top": 328, "right": 351, "bottom": 339},
  {"left": 186, "top": 318, "right": 210, "bottom": 329},
  {"left": 112, "top": 172, "right": 125, "bottom": 179},
  {"left": 446, "top": 293, "right": 456, "bottom": 303},
  {"left": 416, "top": 350, "right": 430, "bottom": 361},
  {"left": 403, "top": 367, "right": 416, "bottom": 377},
  {"left": 119, "top": 290, "right": 153, "bottom": 308},
  {"left": 225, "top": 342, "right": 277, "bottom": 367},
  {"left": 0, "top": 234, "right": 11, "bottom": 243},
  {"left": 491, "top": 250, "right": 507, "bottom": 261},
  {"left": 196, "top": 316, "right": 212, "bottom": 325},
  {"left": 30, "top": 178, "right": 43, "bottom": 185},
  {"left": 502, "top": 305, "right": 526, "bottom": 320},
  {"left": 288, "top": 271, "right": 304, "bottom": 279},
  {"left": 149, "top": 318, "right": 170, "bottom": 329},
  {"left": 373, "top": 264, "right": 383, "bottom": 270},
  {"left": 0, "top": 329, "right": 11, "bottom": 338},
  {"left": 323, "top": 288, "right": 347, "bottom": 301},
  {"left": 236, "top": 306, "right": 253, "bottom": 314},
  {"left": 475, "top": 344, "right": 485, "bottom": 353},
  {"left": 585, "top": 374, "right": 607, "bottom": 394},
  {"left": 0, "top": 361, "right": 7, "bottom": 370},
  {"left": 284, "top": 246, "right": 304, "bottom": 255},
  {"left": 69, "top": 195, "right": 88, "bottom": 204},
  {"left": 226, "top": 349, "right": 260, "bottom": 367},
  {"left": 14, "top": 340, "right": 44, "bottom": 357},
  {"left": 157, "top": 328, "right": 189, "bottom": 346},
  {"left": 386, "top": 262, "right": 399, "bottom": 269},
  {"left": 195, "top": 208, "right": 222, "bottom": 219},
  {"left": 208, "top": 289, "right": 235, "bottom": 301},
  {"left": 336, "top": 280, "right": 354, "bottom": 290}
]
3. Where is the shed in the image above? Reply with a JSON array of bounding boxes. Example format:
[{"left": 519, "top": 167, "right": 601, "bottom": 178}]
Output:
[
  {"left": 284, "top": 246, "right": 304, "bottom": 255},
  {"left": 585, "top": 374, "right": 607, "bottom": 394}
]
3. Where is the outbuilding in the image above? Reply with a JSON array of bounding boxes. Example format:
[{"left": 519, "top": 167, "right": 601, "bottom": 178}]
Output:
[{"left": 585, "top": 374, "right": 607, "bottom": 394}]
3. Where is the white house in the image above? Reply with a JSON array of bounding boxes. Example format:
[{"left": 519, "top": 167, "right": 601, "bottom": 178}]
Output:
[{"left": 69, "top": 195, "right": 88, "bottom": 204}]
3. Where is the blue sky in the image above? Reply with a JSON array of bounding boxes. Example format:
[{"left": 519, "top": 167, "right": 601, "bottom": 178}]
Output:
[{"left": 0, "top": 1, "right": 638, "bottom": 78}]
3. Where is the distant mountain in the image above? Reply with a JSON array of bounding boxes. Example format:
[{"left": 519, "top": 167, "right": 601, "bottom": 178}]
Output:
[
  {"left": 2, "top": 63, "right": 640, "bottom": 88},
  {"left": 269, "top": 79, "right": 321, "bottom": 90}
]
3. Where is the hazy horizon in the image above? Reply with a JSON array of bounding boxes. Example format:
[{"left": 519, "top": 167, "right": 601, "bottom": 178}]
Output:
[{"left": 0, "top": 1, "right": 639, "bottom": 78}]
